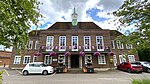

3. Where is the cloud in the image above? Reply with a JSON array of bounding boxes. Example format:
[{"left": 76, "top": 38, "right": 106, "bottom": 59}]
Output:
[
  {"left": 86, "top": 8, "right": 111, "bottom": 22},
  {"left": 97, "top": 0, "right": 124, "bottom": 11},
  {"left": 36, "top": 0, "right": 125, "bottom": 33}
]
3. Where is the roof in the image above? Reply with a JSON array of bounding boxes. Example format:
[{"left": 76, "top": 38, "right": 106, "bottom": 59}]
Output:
[
  {"left": 0, "top": 50, "right": 12, "bottom": 58},
  {"left": 110, "top": 30, "right": 123, "bottom": 36},
  {"left": 47, "top": 22, "right": 102, "bottom": 30}
]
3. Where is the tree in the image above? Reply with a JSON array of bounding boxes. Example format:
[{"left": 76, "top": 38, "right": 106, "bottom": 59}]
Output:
[
  {"left": 0, "top": 71, "right": 3, "bottom": 84},
  {"left": 113, "top": 0, "right": 150, "bottom": 61},
  {"left": 0, "top": 0, "right": 42, "bottom": 54}
]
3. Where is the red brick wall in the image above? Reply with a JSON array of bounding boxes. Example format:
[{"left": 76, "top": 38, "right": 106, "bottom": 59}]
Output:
[{"left": 0, "top": 51, "right": 11, "bottom": 67}]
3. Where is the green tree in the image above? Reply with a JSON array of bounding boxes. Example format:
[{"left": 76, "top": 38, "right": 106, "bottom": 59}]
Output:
[
  {"left": 113, "top": 0, "right": 150, "bottom": 61},
  {"left": 0, "top": 71, "right": 3, "bottom": 84},
  {"left": 0, "top": 0, "right": 42, "bottom": 54}
]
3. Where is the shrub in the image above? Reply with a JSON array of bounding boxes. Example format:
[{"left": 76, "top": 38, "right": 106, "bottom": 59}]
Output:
[
  {"left": 0, "top": 71, "right": 3, "bottom": 84},
  {"left": 132, "top": 79, "right": 150, "bottom": 84}
]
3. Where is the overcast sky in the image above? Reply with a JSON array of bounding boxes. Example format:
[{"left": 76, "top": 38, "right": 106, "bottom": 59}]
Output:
[
  {"left": 1, "top": 0, "right": 129, "bottom": 51},
  {"left": 31, "top": 0, "right": 129, "bottom": 32}
]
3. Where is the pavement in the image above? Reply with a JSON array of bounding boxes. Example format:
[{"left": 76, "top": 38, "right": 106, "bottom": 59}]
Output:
[{"left": 1, "top": 67, "right": 150, "bottom": 84}]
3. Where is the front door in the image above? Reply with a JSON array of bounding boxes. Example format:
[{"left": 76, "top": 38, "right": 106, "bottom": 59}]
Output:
[{"left": 71, "top": 55, "right": 79, "bottom": 68}]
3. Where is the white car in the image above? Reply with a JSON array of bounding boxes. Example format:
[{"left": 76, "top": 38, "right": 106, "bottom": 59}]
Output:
[
  {"left": 22, "top": 62, "right": 54, "bottom": 75},
  {"left": 138, "top": 61, "right": 150, "bottom": 73}
]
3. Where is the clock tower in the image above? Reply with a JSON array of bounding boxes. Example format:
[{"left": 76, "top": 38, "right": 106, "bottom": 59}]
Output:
[{"left": 71, "top": 8, "right": 78, "bottom": 26}]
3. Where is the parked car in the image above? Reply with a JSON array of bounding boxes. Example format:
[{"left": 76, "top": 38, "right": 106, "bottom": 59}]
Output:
[
  {"left": 117, "top": 62, "right": 143, "bottom": 73},
  {"left": 136, "top": 61, "right": 150, "bottom": 73},
  {"left": 22, "top": 62, "right": 54, "bottom": 76}
]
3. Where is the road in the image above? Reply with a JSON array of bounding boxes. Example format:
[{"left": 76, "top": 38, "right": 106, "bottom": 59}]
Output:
[{"left": 1, "top": 68, "right": 150, "bottom": 84}]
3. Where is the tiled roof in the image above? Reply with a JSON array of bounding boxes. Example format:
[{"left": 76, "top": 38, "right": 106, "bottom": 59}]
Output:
[
  {"left": 110, "top": 30, "right": 123, "bottom": 36},
  {"left": 47, "top": 22, "right": 102, "bottom": 30}
]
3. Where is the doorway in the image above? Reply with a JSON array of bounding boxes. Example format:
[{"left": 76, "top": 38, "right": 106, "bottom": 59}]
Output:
[{"left": 71, "top": 55, "right": 79, "bottom": 68}]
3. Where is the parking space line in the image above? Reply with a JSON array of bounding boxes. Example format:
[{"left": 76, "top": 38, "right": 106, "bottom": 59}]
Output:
[
  {"left": 15, "top": 70, "right": 22, "bottom": 74},
  {"left": 4, "top": 69, "right": 10, "bottom": 76}
]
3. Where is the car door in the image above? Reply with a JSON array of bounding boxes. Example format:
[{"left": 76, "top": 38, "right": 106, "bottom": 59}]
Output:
[
  {"left": 124, "top": 63, "right": 130, "bottom": 71},
  {"left": 119, "top": 63, "right": 124, "bottom": 70},
  {"left": 122, "top": 62, "right": 128, "bottom": 70},
  {"left": 33, "top": 64, "right": 43, "bottom": 73},
  {"left": 28, "top": 63, "right": 36, "bottom": 73}
]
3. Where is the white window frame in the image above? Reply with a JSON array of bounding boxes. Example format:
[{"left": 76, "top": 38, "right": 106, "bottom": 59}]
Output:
[
  {"left": 72, "top": 36, "right": 78, "bottom": 51},
  {"left": 23, "top": 56, "right": 31, "bottom": 64},
  {"left": 111, "top": 40, "right": 115, "bottom": 49},
  {"left": 33, "top": 56, "right": 37, "bottom": 62},
  {"left": 128, "top": 55, "right": 135, "bottom": 62},
  {"left": 126, "top": 44, "right": 133, "bottom": 49},
  {"left": 59, "top": 36, "right": 66, "bottom": 51},
  {"left": 84, "top": 36, "right": 91, "bottom": 51},
  {"left": 44, "top": 55, "right": 52, "bottom": 65},
  {"left": 119, "top": 55, "right": 126, "bottom": 63},
  {"left": 13, "top": 56, "right": 21, "bottom": 64},
  {"left": 96, "top": 36, "right": 104, "bottom": 51},
  {"left": 113, "top": 55, "right": 117, "bottom": 66},
  {"left": 84, "top": 55, "right": 92, "bottom": 64},
  {"left": 116, "top": 40, "right": 124, "bottom": 49},
  {"left": 58, "top": 55, "right": 65, "bottom": 64},
  {"left": 35, "top": 41, "right": 39, "bottom": 49},
  {"left": 46, "top": 36, "right": 54, "bottom": 51},
  {"left": 98, "top": 55, "right": 106, "bottom": 64},
  {"left": 28, "top": 41, "right": 33, "bottom": 49}
]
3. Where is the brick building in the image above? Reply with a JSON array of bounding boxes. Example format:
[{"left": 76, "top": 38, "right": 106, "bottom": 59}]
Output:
[
  {"left": 0, "top": 50, "right": 11, "bottom": 67},
  {"left": 9, "top": 9, "right": 139, "bottom": 70}
]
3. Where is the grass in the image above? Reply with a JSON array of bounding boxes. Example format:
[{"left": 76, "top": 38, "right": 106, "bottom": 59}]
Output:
[{"left": 132, "top": 79, "right": 150, "bottom": 84}]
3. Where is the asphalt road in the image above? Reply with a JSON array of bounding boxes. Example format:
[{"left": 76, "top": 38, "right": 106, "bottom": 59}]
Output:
[{"left": 1, "top": 68, "right": 150, "bottom": 84}]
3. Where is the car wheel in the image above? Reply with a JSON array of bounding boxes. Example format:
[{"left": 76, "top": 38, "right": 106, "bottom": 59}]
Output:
[
  {"left": 127, "top": 69, "right": 131, "bottom": 73},
  {"left": 23, "top": 70, "right": 28, "bottom": 76},
  {"left": 117, "top": 66, "right": 120, "bottom": 70},
  {"left": 147, "top": 68, "right": 150, "bottom": 73},
  {"left": 43, "top": 70, "right": 48, "bottom": 75}
]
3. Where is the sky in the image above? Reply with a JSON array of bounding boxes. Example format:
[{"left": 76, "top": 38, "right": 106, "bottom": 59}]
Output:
[
  {"left": 1, "top": 0, "right": 132, "bottom": 51},
  {"left": 31, "top": 0, "right": 130, "bottom": 32}
]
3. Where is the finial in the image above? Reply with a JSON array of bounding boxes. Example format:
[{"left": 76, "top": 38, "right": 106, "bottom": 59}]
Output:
[{"left": 74, "top": 7, "right": 75, "bottom": 13}]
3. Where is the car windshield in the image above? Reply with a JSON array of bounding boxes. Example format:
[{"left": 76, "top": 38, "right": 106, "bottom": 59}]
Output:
[
  {"left": 131, "top": 62, "right": 141, "bottom": 66},
  {"left": 143, "top": 62, "right": 150, "bottom": 65}
]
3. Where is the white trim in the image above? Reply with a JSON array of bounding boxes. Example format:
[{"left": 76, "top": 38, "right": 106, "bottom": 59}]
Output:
[
  {"left": 98, "top": 55, "right": 106, "bottom": 64},
  {"left": 72, "top": 36, "right": 78, "bottom": 51},
  {"left": 28, "top": 41, "right": 33, "bottom": 49},
  {"left": 59, "top": 36, "right": 66, "bottom": 51},
  {"left": 68, "top": 56, "right": 71, "bottom": 68},
  {"left": 46, "top": 36, "right": 54, "bottom": 51},
  {"left": 85, "top": 55, "right": 92, "bottom": 64},
  {"left": 23, "top": 56, "right": 31, "bottom": 64},
  {"left": 128, "top": 55, "right": 135, "bottom": 62},
  {"left": 79, "top": 56, "right": 82, "bottom": 68},
  {"left": 126, "top": 44, "right": 133, "bottom": 49},
  {"left": 111, "top": 40, "right": 115, "bottom": 49},
  {"left": 34, "top": 41, "right": 39, "bottom": 49},
  {"left": 58, "top": 55, "right": 65, "bottom": 64},
  {"left": 84, "top": 36, "right": 91, "bottom": 51},
  {"left": 116, "top": 40, "right": 124, "bottom": 49},
  {"left": 119, "top": 55, "right": 126, "bottom": 63},
  {"left": 96, "top": 36, "right": 104, "bottom": 51},
  {"left": 44, "top": 55, "right": 52, "bottom": 64},
  {"left": 113, "top": 55, "right": 117, "bottom": 66},
  {"left": 13, "top": 56, "right": 21, "bottom": 64},
  {"left": 33, "top": 56, "right": 37, "bottom": 62}
]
